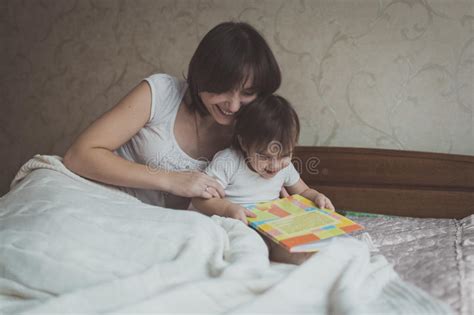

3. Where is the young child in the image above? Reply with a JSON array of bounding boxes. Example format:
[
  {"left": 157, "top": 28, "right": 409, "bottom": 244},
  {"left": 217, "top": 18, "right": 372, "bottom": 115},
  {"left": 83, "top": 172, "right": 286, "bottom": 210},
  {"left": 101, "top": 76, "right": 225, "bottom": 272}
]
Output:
[{"left": 191, "top": 94, "right": 335, "bottom": 264}]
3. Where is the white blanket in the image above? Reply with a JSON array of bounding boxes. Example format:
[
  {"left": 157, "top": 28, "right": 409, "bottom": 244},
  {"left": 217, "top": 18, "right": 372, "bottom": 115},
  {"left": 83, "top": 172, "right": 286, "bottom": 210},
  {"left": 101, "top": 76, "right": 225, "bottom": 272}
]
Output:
[{"left": 0, "top": 155, "right": 452, "bottom": 314}]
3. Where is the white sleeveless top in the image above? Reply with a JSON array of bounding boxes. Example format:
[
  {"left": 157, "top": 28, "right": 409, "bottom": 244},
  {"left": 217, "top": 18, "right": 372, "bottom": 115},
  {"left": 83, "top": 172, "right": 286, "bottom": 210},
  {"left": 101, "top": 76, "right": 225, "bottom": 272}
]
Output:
[{"left": 115, "top": 74, "right": 208, "bottom": 208}]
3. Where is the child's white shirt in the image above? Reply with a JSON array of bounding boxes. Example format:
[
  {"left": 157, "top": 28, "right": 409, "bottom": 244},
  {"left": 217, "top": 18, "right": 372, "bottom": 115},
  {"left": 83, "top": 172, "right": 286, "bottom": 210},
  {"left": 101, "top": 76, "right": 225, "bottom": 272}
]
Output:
[{"left": 204, "top": 148, "right": 300, "bottom": 205}]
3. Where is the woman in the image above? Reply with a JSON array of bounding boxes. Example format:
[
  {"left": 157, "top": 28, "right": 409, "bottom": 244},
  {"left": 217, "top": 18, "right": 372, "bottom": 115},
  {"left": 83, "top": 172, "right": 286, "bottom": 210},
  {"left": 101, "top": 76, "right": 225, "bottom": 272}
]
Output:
[{"left": 64, "top": 21, "right": 281, "bottom": 210}]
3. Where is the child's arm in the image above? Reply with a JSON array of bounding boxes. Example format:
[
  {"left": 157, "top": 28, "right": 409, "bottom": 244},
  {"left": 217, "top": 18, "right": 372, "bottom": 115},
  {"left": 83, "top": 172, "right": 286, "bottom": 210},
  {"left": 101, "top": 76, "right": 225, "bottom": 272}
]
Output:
[
  {"left": 192, "top": 148, "right": 257, "bottom": 223},
  {"left": 286, "top": 179, "right": 335, "bottom": 211},
  {"left": 191, "top": 197, "right": 256, "bottom": 224}
]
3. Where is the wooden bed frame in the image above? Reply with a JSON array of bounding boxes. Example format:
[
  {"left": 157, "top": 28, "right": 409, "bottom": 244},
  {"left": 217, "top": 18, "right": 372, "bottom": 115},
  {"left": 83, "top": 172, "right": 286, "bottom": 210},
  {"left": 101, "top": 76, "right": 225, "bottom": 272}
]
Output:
[{"left": 293, "top": 146, "right": 474, "bottom": 219}]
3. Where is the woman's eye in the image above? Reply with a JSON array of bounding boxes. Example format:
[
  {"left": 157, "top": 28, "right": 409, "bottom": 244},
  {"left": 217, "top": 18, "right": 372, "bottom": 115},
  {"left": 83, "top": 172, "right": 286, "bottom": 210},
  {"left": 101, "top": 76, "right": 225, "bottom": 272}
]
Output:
[{"left": 242, "top": 91, "right": 256, "bottom": 97}]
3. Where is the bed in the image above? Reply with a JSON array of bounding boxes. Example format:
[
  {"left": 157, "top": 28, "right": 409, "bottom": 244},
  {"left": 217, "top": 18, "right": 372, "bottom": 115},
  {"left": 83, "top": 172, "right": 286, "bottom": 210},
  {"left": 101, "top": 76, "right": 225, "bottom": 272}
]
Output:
[
  {"left": 0, "top": 147, "right": 472, "bottom": 314},
  {"left": 294, "top": 146, "right": 474, "bottom": 314}
]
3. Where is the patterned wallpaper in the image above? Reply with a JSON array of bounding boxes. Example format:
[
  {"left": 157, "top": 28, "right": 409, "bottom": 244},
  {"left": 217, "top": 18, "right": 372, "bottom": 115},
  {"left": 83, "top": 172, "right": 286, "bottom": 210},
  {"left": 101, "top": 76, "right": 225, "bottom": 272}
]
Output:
[{"left": 1, "top": 0, "right": 473, "bottom": 195}]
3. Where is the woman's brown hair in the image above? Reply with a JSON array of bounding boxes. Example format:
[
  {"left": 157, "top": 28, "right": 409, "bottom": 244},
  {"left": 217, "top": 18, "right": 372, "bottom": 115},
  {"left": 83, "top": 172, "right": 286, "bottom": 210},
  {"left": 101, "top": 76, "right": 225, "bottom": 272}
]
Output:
[{"left": 186, "top": 22, "right": 281, "bottom": 116}]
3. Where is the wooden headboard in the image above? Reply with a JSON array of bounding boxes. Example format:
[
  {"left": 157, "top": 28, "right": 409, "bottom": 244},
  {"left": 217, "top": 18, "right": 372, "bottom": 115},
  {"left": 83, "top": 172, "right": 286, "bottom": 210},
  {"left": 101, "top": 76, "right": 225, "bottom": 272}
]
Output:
[{"left": 293, "top": 146, "right": 474, "bottom": 219}]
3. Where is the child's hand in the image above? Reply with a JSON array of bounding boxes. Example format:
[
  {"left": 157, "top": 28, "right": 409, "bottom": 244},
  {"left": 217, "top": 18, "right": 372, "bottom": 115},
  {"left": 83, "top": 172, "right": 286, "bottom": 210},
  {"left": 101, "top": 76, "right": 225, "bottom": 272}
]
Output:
[
  {"left": 314, "top": 193, "right": 335, "bottom": 211},
  {"left": 224, "top": 203, "right": 257, "bottom": 224},
  {"left": 280, "top": 186, "right": 290, "bottom": 198}
]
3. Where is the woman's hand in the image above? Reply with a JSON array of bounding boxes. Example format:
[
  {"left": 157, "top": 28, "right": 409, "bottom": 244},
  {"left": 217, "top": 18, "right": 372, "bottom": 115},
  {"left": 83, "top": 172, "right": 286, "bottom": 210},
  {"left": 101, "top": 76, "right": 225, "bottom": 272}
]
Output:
[
  {"left": 165, "top": 171, "right": 225, "bottom": 199},
  {"left": 224, "top": 203, "right": 256, "bottom": 224},
  {"left": 313, "top": 193, "right": 335, "bottom": 211}
]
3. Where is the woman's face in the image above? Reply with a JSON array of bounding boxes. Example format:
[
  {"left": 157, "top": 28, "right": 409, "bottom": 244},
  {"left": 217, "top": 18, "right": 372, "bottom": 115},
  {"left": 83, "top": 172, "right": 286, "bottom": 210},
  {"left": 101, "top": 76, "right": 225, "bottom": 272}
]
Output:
[{"left": 199, "top": 78, "right": 257, "bottom": 125}]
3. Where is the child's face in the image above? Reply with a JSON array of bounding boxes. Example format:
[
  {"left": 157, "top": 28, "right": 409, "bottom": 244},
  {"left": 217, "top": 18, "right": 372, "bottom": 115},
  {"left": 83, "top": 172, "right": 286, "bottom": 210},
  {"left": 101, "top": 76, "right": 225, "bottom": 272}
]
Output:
[{"left": 245, "top": 143, "right": 293, "bottom": 179}]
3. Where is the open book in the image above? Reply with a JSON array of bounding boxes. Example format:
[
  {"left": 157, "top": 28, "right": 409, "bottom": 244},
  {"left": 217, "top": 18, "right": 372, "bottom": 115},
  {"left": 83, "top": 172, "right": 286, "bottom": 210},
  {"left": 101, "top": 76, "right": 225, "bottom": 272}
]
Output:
[{"left": 244, "top": 194, "right": 363, "bottom": 253}]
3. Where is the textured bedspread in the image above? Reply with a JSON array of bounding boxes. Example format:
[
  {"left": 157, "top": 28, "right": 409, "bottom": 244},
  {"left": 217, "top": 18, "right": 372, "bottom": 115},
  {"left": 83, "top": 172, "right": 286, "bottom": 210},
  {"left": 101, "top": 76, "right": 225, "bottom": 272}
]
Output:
[{"left": 348, "top": 213, "right": 474, "bottom": 315}]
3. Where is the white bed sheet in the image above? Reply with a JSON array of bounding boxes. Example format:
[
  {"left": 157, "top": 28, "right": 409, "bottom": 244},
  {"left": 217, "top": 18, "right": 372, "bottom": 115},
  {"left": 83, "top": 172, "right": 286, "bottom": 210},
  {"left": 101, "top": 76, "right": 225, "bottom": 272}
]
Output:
[{"left": 0, "top": 155, "right": 452, "bottom": 314}]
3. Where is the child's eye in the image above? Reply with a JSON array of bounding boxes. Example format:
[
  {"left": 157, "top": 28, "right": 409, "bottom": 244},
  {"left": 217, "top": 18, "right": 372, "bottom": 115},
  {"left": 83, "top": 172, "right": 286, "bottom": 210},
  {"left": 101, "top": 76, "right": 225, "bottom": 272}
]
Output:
[{"left": 255, "top": 153, "right": 270, "bottom": 161}]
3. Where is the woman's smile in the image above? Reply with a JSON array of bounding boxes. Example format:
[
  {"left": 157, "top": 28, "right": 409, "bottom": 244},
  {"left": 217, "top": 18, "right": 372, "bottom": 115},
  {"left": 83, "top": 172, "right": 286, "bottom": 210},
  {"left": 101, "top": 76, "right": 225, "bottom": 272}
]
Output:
[{"left": 216, "top": 104, "right": 235, "bottom": 116}]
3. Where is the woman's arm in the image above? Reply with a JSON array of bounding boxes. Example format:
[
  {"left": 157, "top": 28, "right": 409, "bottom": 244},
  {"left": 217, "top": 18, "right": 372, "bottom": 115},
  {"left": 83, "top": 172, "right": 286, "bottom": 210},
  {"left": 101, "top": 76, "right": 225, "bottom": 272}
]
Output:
[
  {"left": 64, "top": 81, "right": 162, "bottom": 189},
  {"left": 286, "top": 179, "right": 335, "bottom": 211},
  {"left": 63, "top": 81, "right": 224, "bottom": 198}
]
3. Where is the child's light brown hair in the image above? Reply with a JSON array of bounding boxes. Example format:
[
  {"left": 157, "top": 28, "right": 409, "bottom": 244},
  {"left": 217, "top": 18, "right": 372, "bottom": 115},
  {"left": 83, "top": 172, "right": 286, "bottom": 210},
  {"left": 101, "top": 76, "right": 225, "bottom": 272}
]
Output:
[{"left": 232, "top": 94, "right": 300, "bottom": 157}]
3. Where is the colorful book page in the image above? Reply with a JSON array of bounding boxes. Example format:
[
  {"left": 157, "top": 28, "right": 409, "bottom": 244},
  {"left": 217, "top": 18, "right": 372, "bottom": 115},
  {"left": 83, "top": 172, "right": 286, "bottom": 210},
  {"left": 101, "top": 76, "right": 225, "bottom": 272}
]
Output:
[{"left": 244, "top": 194, "right": 363, "bottom": 252}]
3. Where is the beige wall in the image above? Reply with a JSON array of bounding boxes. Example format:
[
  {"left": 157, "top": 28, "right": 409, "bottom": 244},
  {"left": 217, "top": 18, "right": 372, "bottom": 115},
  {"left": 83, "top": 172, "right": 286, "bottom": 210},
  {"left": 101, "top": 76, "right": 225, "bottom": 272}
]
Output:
[{"left": 1, "top": 0, "right": 473, "bottom": 195}]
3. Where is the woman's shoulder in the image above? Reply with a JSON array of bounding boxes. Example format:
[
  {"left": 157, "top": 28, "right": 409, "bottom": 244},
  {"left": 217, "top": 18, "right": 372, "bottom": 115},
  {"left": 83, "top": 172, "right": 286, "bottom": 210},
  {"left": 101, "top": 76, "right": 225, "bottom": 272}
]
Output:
[
  {"left": 144, "top": 73, "right": 187, "bottom": 125},
  {"left": 144, "top": 73, "right": 186, "bottom": 93},
  {"left": 145, "top": 72, "right": 178, "bottom": 83}
]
